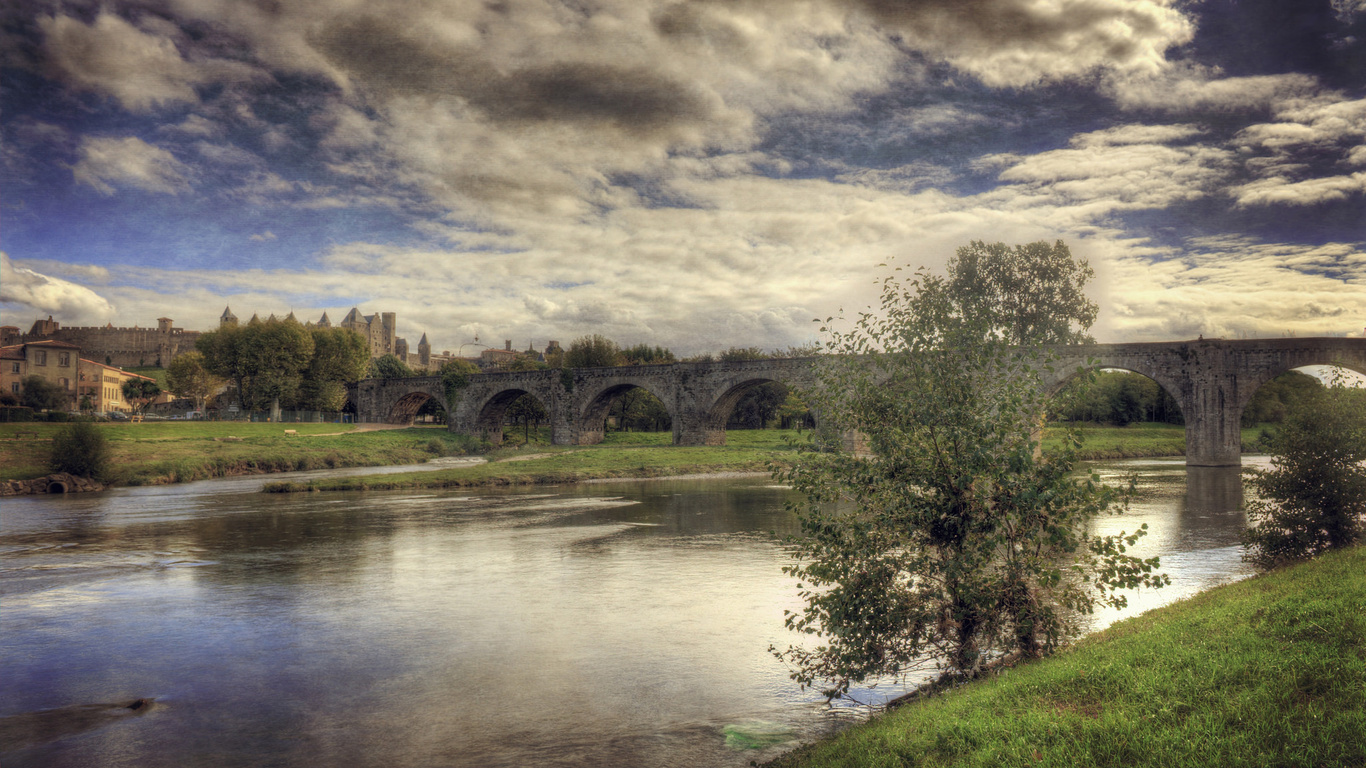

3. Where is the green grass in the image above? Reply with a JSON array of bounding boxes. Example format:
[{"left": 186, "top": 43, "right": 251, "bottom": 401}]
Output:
[
  {"left": 766, "top": 545, "right": 1366, "bottom": 768},
  {"left": 1, "top": 420, "right": 1270, "bottom": 490},
  {"left": 124, "top": 366, "right": 168, "bottom": 388},
  {"left": 0, "top": 421, "right": 475, "bottom": 485},
  {"left": 265, "top": 429, "right": 805, "bottom": 492}
]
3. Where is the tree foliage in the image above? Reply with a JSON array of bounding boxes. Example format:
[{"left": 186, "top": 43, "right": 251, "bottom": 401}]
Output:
[
  {"left": 297, "top": 328, "right": 370, "bottom": 411},
  {"left": 621, "top": 343, "right": 676, "bottom": 365},
  {"left": 1242, "top": 376, "right": 1366, "bottom": 569},
  {"left": 441, "top": 359, "right": 480, "bottom": 403},
  {"left": 49, "top": 420, "right": 109, "bottom": 480},
  {"left": 196, "top": 317, "right": 316, "bottom": 414},
  {"left": 946, "top": 240, "right": 1098, "bottom": 345},
  {"left": 120, "top": 378, "right": 161, "bottom": 414},
  {"left": 774, "top": 248, "right": 1163, "bottom": 698},
  {"left": 1240, "top": 370, "right": 1323, "bottom": 427},
  {"left": 1052, "top": 371, "right": 1184, "bottom": 425},
  {"left": 368, "top": 353, "right": 416, "bottom": 380},
  {"left": 165, "top": 351, "right": 226, "bottom": 412},
  {"left": 20, "top": 376, "right": 68, "bottom": 411},
  {"left": 565, "top": 334, "right": 621, "bottom": 368}
]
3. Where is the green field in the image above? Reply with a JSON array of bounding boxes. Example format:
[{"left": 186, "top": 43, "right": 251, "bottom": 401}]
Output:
[
  {"left": 2, "top": 420, "right": 1275, "bottom": 489},
  {"left": 765, "top": 545, "right": 1366, "bottom": 768},
  {"left": 0, "top": 422, "right": 474, "bottom": 486}
]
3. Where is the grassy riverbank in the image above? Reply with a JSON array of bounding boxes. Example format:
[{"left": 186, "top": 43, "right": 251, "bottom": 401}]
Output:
[
  {"left": 0, "top": 422, "right": 476, "bottom": 486},
  {"left": 767, "top": 545, "right": 1366, "bottom": 768},
  {"left": 1, "top": 420, "right": 1268, "bottom": 490}
]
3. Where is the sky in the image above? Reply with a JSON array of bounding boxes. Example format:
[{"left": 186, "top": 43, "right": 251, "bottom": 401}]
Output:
[{"left": 2, "top": 0, "right": 1364, "bottom": 356}]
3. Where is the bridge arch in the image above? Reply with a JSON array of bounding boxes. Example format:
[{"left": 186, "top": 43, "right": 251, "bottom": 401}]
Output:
[
  {"left": 388, "top": 391, "right": 437, "bottom": 425},
  {"left": 1044, "top": 365, "right": 1187, "bottom": 425},
  {"left": 472, "top": 388, "right": 552, "bottom": 446},
  {"left": 577, "top": 381, "right": 674, "bottom": 445},
  {"left": 1235, "top": 358, "right": 1366, "bottom": 416}
]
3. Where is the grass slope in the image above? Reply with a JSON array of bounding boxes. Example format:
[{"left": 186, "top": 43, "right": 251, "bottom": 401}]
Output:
[
  {"left": 0, "top": 422, "right": 471, "bottom": 485},
  {"left": 767, "top": 546, "right": 1366, "bottom": 768}
]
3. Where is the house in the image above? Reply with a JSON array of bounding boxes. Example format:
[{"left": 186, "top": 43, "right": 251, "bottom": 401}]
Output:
[
  {"left": 0, "top": 340, "right": 82, "bottom": 408},
  {"left": 76, "top": 359, "right": 158, "bottom": 414}
]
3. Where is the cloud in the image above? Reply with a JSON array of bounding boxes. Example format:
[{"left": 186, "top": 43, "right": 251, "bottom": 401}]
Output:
[
  {"left": 249, "top": 231, "right": 277, "bottom": 242},
  {"left": 71, "top": 136, "right": 192, "bottom": 195},
  {"left": 1097, "top": 239, "right": 1366, "bottom": 340},
  {"left": 1105, "top": 66, "right": 1320, "bottom": 112},
  {"left": 837, "top": 0, "right": 1195, "bottom": 87},
  {"left": 1230, "top": 172, "right": 1366, "bottom": 207},
  {"left": 0, "top": 253, "right": 117, "bottom": 323},
  {"left": 40, "top": 12, "right": 205, "bottom": 111}
]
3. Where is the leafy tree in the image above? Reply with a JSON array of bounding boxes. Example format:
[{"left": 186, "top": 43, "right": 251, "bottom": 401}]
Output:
[
  {"left": 166, "top": 351, "right": 227, "bottom": 412},
  {"left": 945, "top": 240, "right": 1098, "bottom": 345},
  {"left": 441, "top": 359, "right": 480, "bottom": 403},
  {"left": 719, "top": 346, "right": 767, "bottom": 362},
  {"left": 49, "top": 420, "right": 109, "bottom": 480},
  {"left": 610, "top": 387, "right": 672, "bottom": 432},
  {"left": 1240, "top": 370, "right": 1322, "bottom": 427},
  {"left": 121, "top": 378, "right": 161, "bottom": 415},
  {"left": 369, "top": 353, "right": 416, "bottom": 380},
  {"left": 1242, "top": 376, "right": 1366, "bottom": 569},
  {"left": 506, "top": 394, "right": 549, "bottom": 443},
  {"left": 565, "top": 335, "right": 621, "bottom": 368},
  {"left": 297, "top": 328, "right": 370, "bottom": 411},
  {"left": 197, "top": 317, "right": 314, "bottom": 419},
  {"left": 20, "top": 376, "right": 68, "bottom": 412},
  {"left": 774, "top": 250, "right": 1163, "bottom": 698},
  {"left": 621, "top": 344, "right": 676, "bottom": 365}
]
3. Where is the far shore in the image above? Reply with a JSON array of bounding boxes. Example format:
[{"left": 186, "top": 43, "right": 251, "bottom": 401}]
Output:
[{"left": 1, "top": 420, "right": 1275, "bottom": 493}]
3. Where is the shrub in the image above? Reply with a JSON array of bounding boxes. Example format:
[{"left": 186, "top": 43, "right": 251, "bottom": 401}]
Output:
[
  {"left": 1243, "top": 381, "right": 1366, "bottom": 568},
  {"left": 49, "top": 421, "right": 110, "bottom": 480}
]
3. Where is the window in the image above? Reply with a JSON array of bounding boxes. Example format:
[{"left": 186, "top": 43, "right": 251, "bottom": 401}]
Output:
[
  {"left": 58, "top": 352, "right": 70, "bottom": 366},
  {"left": 10, "top": 383, "right": 18, "bottom": 394},
  {"left": 9, "top": 362, "right": 18, "bottom": 374},
  {"left": 59, "top": 378, "right": 70, "bottom": 389},
  {"left": 34, "top": 350, "right": 46, "bottom": 366}
]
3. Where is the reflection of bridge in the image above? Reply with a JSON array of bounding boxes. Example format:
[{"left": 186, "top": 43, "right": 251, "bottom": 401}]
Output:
[{"left": 349, "top": 337, "right": 1366, "bottom": 467}]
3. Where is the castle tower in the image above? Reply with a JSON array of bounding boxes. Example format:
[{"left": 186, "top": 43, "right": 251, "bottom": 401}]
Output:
[
  {"left": 157, "top": 317, "right": 173, "bottom": 332},
  {"left": 318, "top": 312, "right": 331, "bottom": 328},
  {"left": 220, "top": 306, "right": 238, "bottom": 328},
  {"left": 418, "top": 333, "right": 431, "bottom": 369},
  {"left": 395, "top": 337, "right": 409, "bottom": 362},
  {"left": 381, "top": 312, "right": 397, "bottom": 356}
]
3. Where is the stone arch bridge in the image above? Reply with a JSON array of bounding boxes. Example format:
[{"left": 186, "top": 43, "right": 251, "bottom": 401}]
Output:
[{"left": 349, "top": 337, "right": 1366, "bottom": 467}]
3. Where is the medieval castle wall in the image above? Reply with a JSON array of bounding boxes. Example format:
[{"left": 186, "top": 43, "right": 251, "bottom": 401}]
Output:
[{"left": 13, "top": 317, "right": 201, "bottom": 368}]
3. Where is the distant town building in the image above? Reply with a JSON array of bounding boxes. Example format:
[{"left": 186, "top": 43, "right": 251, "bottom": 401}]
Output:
[{"left": 1, "top": 338, "right": 156, "bottom": 413}]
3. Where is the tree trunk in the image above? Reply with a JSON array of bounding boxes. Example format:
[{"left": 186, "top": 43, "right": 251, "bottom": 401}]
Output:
[{"left": 271, "top": 397, "right": 282, "bottom": 423}]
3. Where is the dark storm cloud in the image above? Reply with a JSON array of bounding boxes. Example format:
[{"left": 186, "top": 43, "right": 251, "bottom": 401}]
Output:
[{"left": 312, "top": 14, "right": 713, "bottom": 136}]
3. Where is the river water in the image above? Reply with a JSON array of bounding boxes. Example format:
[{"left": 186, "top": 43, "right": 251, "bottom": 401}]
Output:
[{"left": 1, "top": 458, "right": 1258, "bottom": 767}]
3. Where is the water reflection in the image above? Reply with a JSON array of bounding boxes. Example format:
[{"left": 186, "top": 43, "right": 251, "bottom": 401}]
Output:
[{"left": 1, "top": 466, "right": 1258, "bottom": 767}]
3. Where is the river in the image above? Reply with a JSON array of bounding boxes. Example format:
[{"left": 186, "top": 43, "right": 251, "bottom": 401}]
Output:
[{"left": 0, "top": 458, "right": 1258, "bottom": 767}]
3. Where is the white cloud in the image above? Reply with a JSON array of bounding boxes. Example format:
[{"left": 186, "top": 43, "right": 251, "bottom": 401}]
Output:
[
  {"left": 1231, "top": 172, "right": 1366, "bottom": 207},
  {"left": 0, "top": 253, "right": 117, "bottom": 323},
  {"left": 1105, "top": 66, "right": 1319, "bottom": 112},
  {"left": 40, "top": 12, "right": 204, "bottom": 112},
  {"left": 72, "top": 136, "right": 192, "bottom": 195},
  {"left": 249, "top": 231, "right": 277, "bottom": 242}
]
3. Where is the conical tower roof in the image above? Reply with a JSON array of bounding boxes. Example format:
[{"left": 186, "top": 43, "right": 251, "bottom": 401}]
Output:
[{"left": 221, "top": 305, "right": 237, "bottom": 321}]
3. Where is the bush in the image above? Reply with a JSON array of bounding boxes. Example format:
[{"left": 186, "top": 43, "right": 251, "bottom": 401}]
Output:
[
  {"left": 1243, "top": 382, "right": 1366, "bottom": 569},
  {"left": 49, "top": 421, "right": 110, "bottom": 480}
]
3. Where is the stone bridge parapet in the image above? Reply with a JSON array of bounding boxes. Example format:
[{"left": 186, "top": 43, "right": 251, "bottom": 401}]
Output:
[{"left": 349, "top": 337, "right": 1366, "bottom": 466}]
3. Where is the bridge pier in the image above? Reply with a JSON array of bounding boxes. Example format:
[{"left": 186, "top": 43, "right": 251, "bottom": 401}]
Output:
[{"left": 1184, "top": 387, "right": 1244, "bottom": 467}]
